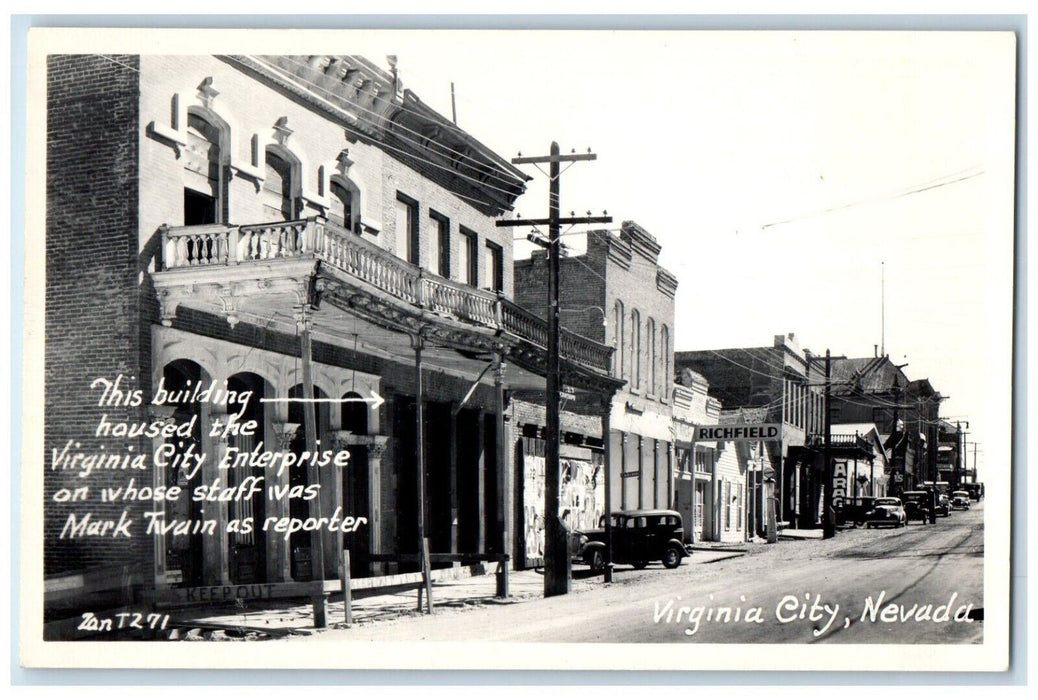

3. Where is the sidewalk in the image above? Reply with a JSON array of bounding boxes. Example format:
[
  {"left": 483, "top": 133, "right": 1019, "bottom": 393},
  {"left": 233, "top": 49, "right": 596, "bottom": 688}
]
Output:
[{"left": 164, "top": 548, "right": 746, "bottom": 638}]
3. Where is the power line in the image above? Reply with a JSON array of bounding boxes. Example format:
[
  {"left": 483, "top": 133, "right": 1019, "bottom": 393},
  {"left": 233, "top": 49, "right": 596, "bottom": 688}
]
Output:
[
  {"left": 761, "top": 167, "right": 986, "bottom": 231},
  {"left": 248, "top": 55, "right": 526, "bottom": 192},
  {"left": 221, "top": 55, "right": 524, "bottom": 207},
  {"left": 95, "top": 54, "right": 139, "bottom": 73}
]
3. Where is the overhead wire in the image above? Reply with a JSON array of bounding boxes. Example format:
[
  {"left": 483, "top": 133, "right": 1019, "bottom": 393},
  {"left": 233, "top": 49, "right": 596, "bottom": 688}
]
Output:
[
  {"left": 761, "top": 166, "right": 986, "bottom": 231},
  {"left": 272, "top": 55, "right": 524, "bottom": 179},
  {"left": 222, "top": 56, "right": 521, "bottom": 209},
  {"left": 250, "top": 55, "right": 526, "bottom": 191},
  {"left": 215, "top": 55, "right": 976, "bottom": 435}
]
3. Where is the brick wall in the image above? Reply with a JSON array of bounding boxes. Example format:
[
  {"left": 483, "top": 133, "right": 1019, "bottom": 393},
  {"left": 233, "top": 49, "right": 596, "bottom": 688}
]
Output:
[{"left": 45, "top": 55, "right": 151, "bottom": 576}]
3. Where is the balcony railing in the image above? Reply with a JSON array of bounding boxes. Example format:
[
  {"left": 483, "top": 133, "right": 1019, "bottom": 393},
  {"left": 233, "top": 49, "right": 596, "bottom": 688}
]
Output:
[{"left": 161, "top": 217, "right": 613, "bottom": 373}]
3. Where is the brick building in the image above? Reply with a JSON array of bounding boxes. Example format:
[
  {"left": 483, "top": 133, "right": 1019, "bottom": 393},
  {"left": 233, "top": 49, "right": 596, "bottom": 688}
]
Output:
[
  {"left": 514, "top": 222, "right": 678, "bottom": 528},
  {"left": 675, "top": 334, "right": 825, "bottom": 528},
  {"left": 44, "top": 54, "right": 619, "bottom": 615}
]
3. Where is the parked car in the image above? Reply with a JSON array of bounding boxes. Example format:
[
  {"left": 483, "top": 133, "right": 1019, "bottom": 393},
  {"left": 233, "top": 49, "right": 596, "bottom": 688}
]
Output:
[
  {"left": 934, "top": 493, "right": 952, "bottom": 517},
  {"left": 863, "top": 497, "right": 907, "bottom": 528},
  {"left": 836, "top": 497, "right": 876, "bottom": 527},
  {"left": 963, "top": 482, "right": 984, "bottom": 501},
  {"left": 571, "top": 509, "right": 688, "bottom": 572},
  {"left": 901, "top": 490, "right": 933, "bottom": 524},
  {"left": 951, "top": 491, "right": 971, "bottom": 510}
]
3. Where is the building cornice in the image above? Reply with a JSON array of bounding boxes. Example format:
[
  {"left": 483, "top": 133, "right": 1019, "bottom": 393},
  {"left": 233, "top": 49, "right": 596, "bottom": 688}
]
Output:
[
  {"left": 222, "top": 54, "right": 527, "bottom": 217},
  {"left": 620, "top": 220, "right": 662, "bottom": 262},
  {"left": 656, "top": 267, "right": 678, "bottom": 298}
]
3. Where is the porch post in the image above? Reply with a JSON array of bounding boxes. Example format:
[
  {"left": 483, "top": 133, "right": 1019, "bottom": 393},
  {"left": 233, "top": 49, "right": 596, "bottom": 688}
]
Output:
[
  {"left": 449, "top": 401, "right": 459, "bottom": 563},
  {"left": 601, "top": 393, "right": 614, "bottom": 582},
  {"left": 494, "top": 351, "right": 509, "bottom": 596},
  {"left": 367, "top": 436, "right": 389, "bottom": 575},
  {"left": 298, "top": 305, "right": 327, "bottom": 628},
  {"left": 413, "top": 333, "right": 428, "bottom": 552}
]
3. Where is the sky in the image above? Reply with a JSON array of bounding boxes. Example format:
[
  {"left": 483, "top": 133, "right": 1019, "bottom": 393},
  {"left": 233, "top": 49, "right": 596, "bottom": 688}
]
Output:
[
  {"left": 386, "top": 31, "right": 1016, "bottom": 479},
  {"left": 23, "top": 27, "right": 1015, "bottom": 480}
]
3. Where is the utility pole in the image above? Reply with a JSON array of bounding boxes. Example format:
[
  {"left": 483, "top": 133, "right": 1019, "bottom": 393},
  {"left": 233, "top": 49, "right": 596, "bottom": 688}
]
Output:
[
  {"left": 891, "top": 385, "right": 902, "bottom": 497},
  {"left": 299, "top": 304, "right": 327, "bottom": 627},
  {"left": 496, "top": 143, "right": 610, "bottom": 597},
  {"left": 822, "top": 349, "right": 834, "bottom": 539}
]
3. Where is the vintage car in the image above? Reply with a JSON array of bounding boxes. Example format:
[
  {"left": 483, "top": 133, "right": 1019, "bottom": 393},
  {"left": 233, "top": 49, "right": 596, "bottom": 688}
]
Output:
[
  {"left": 863, "top": 497, "right": 907, "bottom": 528},
  {"left": 571, "top": 509, "right": 688, "bottom": 572},
  {"left": 901, "top": 490, "right": 933, "bottom": 524},
  {"left": 934, "top": 493, "right": 952, "bottom": 517},
  {"left": 963, "top": 482, "right": 985, "bottom": 501},
  {"left": 951, "top": 491, "right": 972, "bottom": 510}
]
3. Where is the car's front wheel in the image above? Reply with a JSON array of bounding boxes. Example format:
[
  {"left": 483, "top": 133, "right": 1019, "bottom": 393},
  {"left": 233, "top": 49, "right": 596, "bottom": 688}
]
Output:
[
  {"left": 585, "top": 549, "right": 605, "bottom": 574},
  {"left": 662, "top": 546, "right": 683, "bottom": 569}
]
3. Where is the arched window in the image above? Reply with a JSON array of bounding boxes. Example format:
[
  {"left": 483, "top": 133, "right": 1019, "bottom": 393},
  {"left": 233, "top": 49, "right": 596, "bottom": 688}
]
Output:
[
  {"left": 330, "top": 176, "right": 361, "bottom": 233},
  {"left": 614, "top": 300, "right": 625, "bottom": 379},
  {"left": 661, "top": 324, "right": 671, "bottom": 397},
  {"left": 631, "top": 309, "right": 641, "bottom": 390},
  {"left": 183, "top": 112, "right": 225, "bottom": 225},
  {"left": 648, "top": 317, "right": 657, "bottom": 394},
  {"left": 262, "top": 148, "right": 299, "bottom": 221}
]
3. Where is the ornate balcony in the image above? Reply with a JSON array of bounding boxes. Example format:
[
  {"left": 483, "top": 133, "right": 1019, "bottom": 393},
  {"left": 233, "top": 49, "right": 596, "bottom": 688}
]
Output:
[{"left": 154, "top": 217, "right": 615, "bottom": 385}]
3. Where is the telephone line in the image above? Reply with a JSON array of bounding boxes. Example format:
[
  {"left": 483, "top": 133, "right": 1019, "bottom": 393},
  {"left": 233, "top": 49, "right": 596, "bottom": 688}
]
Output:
[
  {"left": 252, "top": 55, "right": 526, "bottom": 190},
  {"left": 224, "top": 56, "right": 522, "bottom": 202}
]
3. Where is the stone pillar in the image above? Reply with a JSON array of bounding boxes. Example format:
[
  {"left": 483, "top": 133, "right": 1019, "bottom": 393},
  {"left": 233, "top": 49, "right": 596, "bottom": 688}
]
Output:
[
  {"left": 366, "top": 435, "right": 389, "bottom": 575},
  {"left": 204, "top": 410, "right": 233, "bottom": 585},
  {"left": 268, "top": 421, "right": 299, "bottom": 582},
  {"left": 149, "top": 405, "right": 177, "bottom": 589},
  {"left": 324, "top": 430, "right": 353, "bottom": 580}
]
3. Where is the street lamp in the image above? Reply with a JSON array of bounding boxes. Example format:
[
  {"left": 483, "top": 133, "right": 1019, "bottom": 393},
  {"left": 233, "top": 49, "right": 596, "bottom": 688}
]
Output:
[{"left": 560, "top": 305, "right": 608, "bottom": 331}]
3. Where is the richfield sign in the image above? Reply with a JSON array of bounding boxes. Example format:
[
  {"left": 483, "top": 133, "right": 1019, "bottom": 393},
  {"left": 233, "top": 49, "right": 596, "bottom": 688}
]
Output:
[{"left": 694, "top": 423, "right": 781, "bottom": 442}]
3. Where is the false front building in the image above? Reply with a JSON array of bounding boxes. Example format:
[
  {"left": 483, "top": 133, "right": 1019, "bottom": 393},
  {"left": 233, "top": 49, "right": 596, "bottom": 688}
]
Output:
[
  {"left": 513, "top": 222, "right": 678, "bottom": 543},
  {"left": 44, "top": 53, "right": 618, "bottom": 613}
]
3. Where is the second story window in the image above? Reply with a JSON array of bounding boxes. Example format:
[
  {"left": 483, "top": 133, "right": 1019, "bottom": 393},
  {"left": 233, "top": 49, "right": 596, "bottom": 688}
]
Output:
[
  {"left": 429, "top": 210, "right": 450, "bottom": 277},
  {"left": 661, "top": 324, "right": 670, "bottom": 397},
  {"left": 648, "top": 317, "right": 657, "bottom": 394},
  {"left": 330, "top": 177, "right": 361, "bottom": 233},
  {"left": 459, "top": 227, "right": 478, "bottom": 287},
  {"left": 263, "top": 149, "right": 298, "bottom": 221},
  {"left": 395, "top": 192, "right": 419, "bottom": 265},
  {"left": 484, "top": 241, "right": 503, "bottom": 293},
  {"left": 614, "top": 300, "right": 625, "bottom": 379},
  {"left": 631, "top": 309, "right": 641, "bottom": 390},
  {"left": 183, "top": 112, "right": 224, "bottom": 225}
]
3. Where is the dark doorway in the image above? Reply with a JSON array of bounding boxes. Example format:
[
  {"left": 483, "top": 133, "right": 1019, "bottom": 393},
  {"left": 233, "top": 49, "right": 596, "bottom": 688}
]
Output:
[
  {"left": 161, "top": 360, "right": 206, "bottom": 588},
  {"left": 456, "top": 408, "right": 484, "bottom": 555},
  {"left": 393, "top": 397, "right": 453, "bottom": 571},
  {"left": 483, "top": 413, "right": 500, "bottom": 554}
]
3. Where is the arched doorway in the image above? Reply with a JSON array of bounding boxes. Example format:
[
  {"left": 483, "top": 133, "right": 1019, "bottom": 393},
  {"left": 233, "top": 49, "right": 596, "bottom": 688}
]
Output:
[
  {"left": 161, "top": 360, "right": 206, "bottom": 588},
  {"left": 340, "top": 392, "right": 369, "bottom": 576},
  {"left": 226, "top": 372, "right": 269, "bottom": 584}
]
